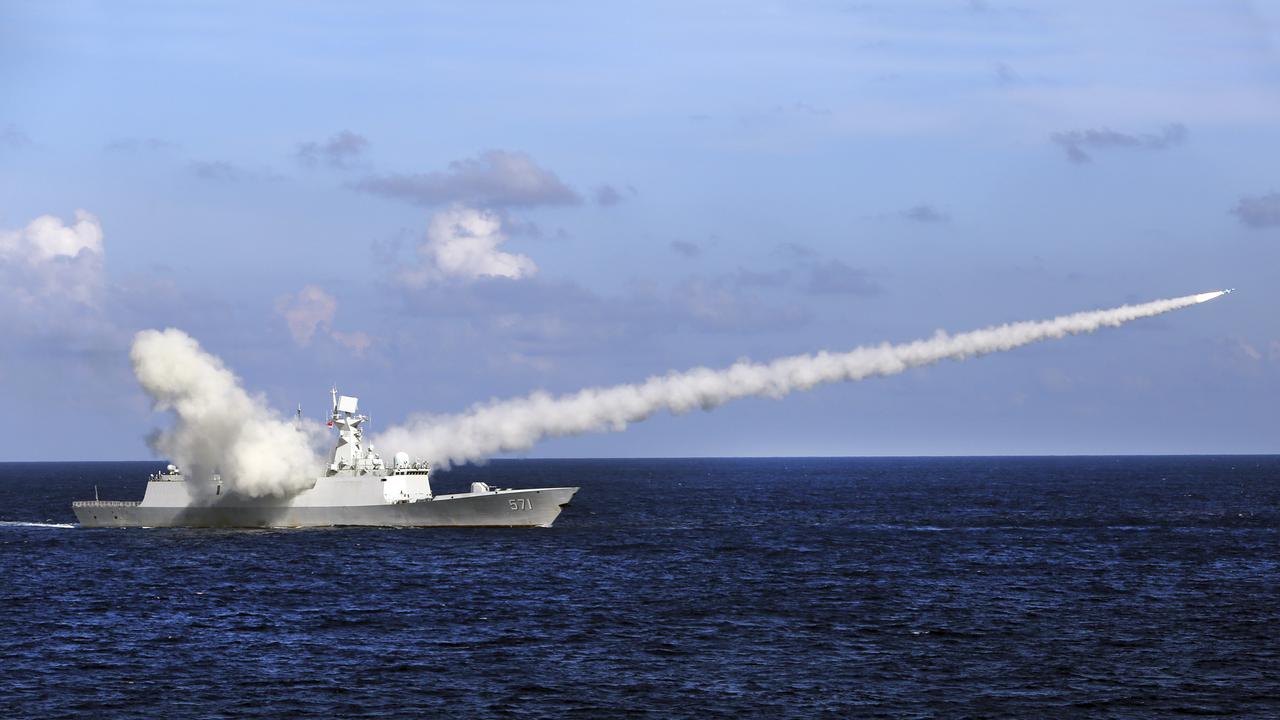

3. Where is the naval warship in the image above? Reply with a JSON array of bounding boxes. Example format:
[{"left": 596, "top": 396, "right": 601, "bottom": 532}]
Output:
[{"left": 73, "top": 391, "right": 578, "bottom": 528}]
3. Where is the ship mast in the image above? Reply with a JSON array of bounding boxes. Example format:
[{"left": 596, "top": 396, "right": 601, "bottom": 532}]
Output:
[{"left": 327, "top": 389, "right": 385, "bottom": 476}]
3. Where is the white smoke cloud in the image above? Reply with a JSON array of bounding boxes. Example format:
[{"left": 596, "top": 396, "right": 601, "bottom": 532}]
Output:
[
  {"left": 375, "top": 291, "right": 1225, "bottom": 468},
  {"left": 132, "top": 328, "right": 326, "bottom": 498},
  {"left": 400, "top": 206, "right": 537, "bottom": 286}
]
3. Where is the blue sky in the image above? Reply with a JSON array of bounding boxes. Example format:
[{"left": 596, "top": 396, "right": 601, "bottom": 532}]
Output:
[{"left": 2, "top": 1, "right": 1277, "bottom": 460}]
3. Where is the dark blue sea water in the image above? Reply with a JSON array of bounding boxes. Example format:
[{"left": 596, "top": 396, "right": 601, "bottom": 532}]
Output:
[{"left": 1, "top": 457, "right": 1277, "bottom": 718}]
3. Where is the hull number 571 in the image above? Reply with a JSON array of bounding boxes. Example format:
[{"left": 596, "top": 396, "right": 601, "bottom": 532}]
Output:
[{"left": 508, "top": 498, "right": 534, "bottom": 511}]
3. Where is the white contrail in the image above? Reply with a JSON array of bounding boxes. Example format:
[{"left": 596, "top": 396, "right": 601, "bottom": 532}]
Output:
[{"left": 375, "top": 291, "right": 1227, "bottom": 468}]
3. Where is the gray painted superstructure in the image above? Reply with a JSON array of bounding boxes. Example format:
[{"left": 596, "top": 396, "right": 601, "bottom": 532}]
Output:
[{"left": 73, "top": 391, "right": 577, "bottom": 528}]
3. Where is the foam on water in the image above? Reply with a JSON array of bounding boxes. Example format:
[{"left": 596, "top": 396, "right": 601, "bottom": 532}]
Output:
[{"left": 0, "top": 521, "right": 76, "bottom": 529}]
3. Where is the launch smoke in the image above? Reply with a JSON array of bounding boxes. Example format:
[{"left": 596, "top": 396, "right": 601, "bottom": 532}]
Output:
[
  {"left": 132, "top": 329, "right": 325, "bottom": 498},
  {"left": 130, "top": 291, "right": 1225, "bottom": 493},
  {"left": 375, "top": 291, "right": 1226, "bottom": 468}
]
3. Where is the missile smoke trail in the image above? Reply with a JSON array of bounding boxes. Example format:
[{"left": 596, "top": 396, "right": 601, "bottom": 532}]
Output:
[
  {"left": 375, "top": 291, "right": 1227, "bottom": 468},
  {"left": 129, "top": 291, "right": 1226, "bottom": 495}
]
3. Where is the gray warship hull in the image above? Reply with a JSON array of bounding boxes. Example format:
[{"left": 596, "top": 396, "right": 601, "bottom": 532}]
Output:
[
  {"left": 73, "top": 486, "right": 577, "bottom": 529},
  {"left": 75, "top": 391, "right": 578, "bottom": 529}
]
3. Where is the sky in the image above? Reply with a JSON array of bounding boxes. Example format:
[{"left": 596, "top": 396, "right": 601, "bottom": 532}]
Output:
[{"left": 1, "top": 0, "right": 1278, "bottom": 461}]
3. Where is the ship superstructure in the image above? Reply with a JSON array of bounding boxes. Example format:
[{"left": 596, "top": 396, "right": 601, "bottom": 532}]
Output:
[{"left": 72, "top": 391, "right": 577, "bottom": 528}]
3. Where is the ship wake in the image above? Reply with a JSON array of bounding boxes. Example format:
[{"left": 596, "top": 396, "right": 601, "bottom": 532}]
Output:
[{"left": 0, "top": 521, "right": 76, "bottom": 529}]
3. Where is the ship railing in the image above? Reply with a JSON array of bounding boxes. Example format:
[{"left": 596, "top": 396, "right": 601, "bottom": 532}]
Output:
[{"left": 72, "top": 500, "right": 142, "bottom": 508}]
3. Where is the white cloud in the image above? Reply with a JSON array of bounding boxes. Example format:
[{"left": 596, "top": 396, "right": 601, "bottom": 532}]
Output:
[
  {"left": 331, "top": 330, "right": 372, "bottom": 357},
  {"left": 276, "top": 285, "right": 374, "bottom": 356},
  {"left": 401, "top": 206, "right": 537, "bottom": 286},
  {"left": 0, "top": 210, "right": 105, "bottom": 309},
  {"left": 0, "top": 209, "right": 103, "bottom": 264},
  {"left": 276, "top": 285, "right": 337, "bottom": 346}
]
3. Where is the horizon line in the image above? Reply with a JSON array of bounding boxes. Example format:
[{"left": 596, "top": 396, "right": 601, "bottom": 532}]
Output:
[{"left": 2, "top": 451, "right": 1277, "bottom": 464}]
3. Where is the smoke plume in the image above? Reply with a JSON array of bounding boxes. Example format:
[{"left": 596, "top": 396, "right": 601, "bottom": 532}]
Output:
[
  {"left": 375, "top": 291, "right": 1225, "bottom": 468},
  {"left": 132, "top": 329, "right": 325, "bottom": 498}
]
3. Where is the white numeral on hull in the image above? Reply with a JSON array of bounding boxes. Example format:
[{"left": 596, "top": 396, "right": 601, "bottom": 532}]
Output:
[{"left": 508, "top": 498, "right": 534, "bottom": 511}]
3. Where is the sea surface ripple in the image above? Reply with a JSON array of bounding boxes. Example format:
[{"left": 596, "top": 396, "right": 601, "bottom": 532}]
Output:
[{"left": 1, "top": 456, "right": 1277, "bottom": 718}]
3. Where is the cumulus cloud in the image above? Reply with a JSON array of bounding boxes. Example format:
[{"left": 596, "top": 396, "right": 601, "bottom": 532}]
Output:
[
  {"left": 354, "top": 150, "right": 581, "bottom": 207},
  {"left": 0, "top": 210, "right": 103, "bottom": 263},
  {"left": 0, "top": 210, "right": 105, "bottom": 307},
  {"left": 400, "top": 206, "right": 537, "bottom": 286},
  {"left": 295, "top": 130, "right": 369, "bottom": 169},
  {"left": 1230, "top": 192, "right": 1280, "bottom": 229},
  {"left": 901, "top": 204, "right": 950, "bottom": 223},
  {"left": 0, "top": 211, "right": 118, "bottom": 353},
  {"left": 1051, "top": 123, "right": 1187, "bottom": 163}
]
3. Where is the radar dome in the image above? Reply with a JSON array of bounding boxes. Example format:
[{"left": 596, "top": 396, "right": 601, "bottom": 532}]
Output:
[{"left": 394, "top": 452, "right": 410, "bottom": 469}]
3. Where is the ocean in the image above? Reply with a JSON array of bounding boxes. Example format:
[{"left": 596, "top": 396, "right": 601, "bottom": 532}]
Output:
[{"left": 1, "top": 456, "right": 1277, "bottom": 718}]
